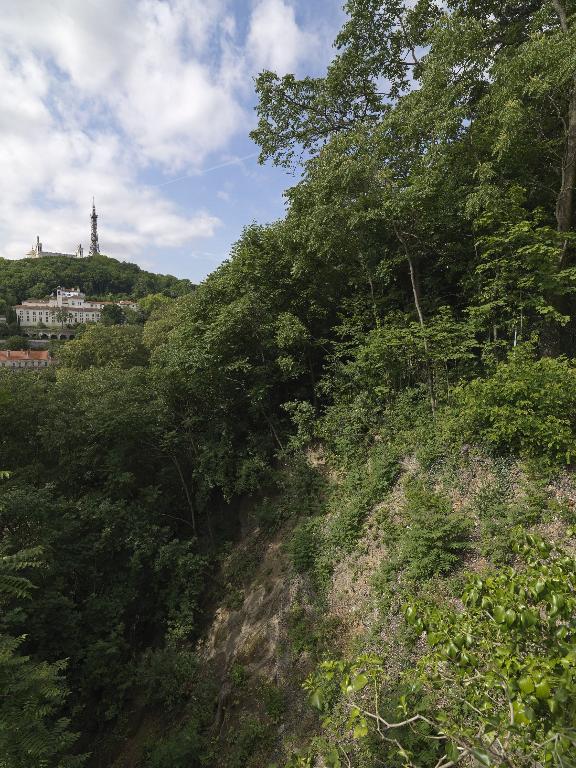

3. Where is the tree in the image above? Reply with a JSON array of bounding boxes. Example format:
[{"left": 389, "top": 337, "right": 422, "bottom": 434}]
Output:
[
  {"left": 138, "top": 293, "right": 174, "bottom": 318},
  {"left": 27, "top": 282, "right": 49, "bottom": 299},
  {"left": 252, "top": 0, "right": 576, "bottom": 351},
  {"left": 251, "top": 0, "right": 439, "bottom": 167},
  {"left": 58, "top": 324, "right": 149, "bottom": 369},
  {"left": 412, "top": 531, "right": 576, "bottom": 766},
  {"left": 4, "top": 336, "right": 30, "bottom": 350},
  {"left": 0, "top": 501, "right": 81, "bottom": 767},
  {"left": 0, "top": 254, "right": 193, "bottom": 308},
  {"left": 100, "top": 304, "right": 126, "bottom": 326},
  {"left": 50, "top": 307, "right": 73, "bottom": 329}
]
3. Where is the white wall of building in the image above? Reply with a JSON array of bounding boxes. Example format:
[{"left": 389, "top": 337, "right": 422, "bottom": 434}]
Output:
[{"left": 15, "top": 287, "right": 137, "bottom": 329}]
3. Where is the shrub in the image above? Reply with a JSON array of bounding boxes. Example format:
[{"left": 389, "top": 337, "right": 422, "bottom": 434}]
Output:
[
  {"left": 141, "top": 661, "right": 216, "bottom": 768},
  {"left": 261, "top": 682, "right": 285, "bottom": 723},
  {"left": 473, "top": 473, "right": 549, "bottom": 565},
  {"left": 401, "top": 480, "right": 470, "bottom": 580},
  {"left": 411, "top": 532, "right": 576, "bottom": 766},
  {"left": 327, "top": 443, "right": 401, "bottom": 553},
  {"left": 227, "top": 716, "right": 273, "bottom": 768},
  {"left": 318, "top": 392, "right": 384, "bottom": 466},
  {"left": 458, "top": 348, "right": 576, "bottom": 466},
  {"left": 365, "top": 443, "right": 402, "bottom": 500},
  {"left": 137, "top": 647, "right": 198, "bottom": 711},
  {"left": 288, "top": 518, "right": 321, "bottom": 572},
  {"left": 230, "top": 663, "right": 247, "bottom": 688},
  {"left": 303, "top": 533, "right": 576, "bottom": 768},
  {"left": 144, "top": 722, "right": 205, "bottom": 768},
  {"left": 255, "top": 457, "right": 326, "bottom": 531},
  {"left": 287, "top": 603, "right": 341, "bottom": 660},
  {"left": 328, "top": 502, "right": 366, "bottom": 553},
  {"left": 4, "top": 335, "right": 29, "bottom": 350}
]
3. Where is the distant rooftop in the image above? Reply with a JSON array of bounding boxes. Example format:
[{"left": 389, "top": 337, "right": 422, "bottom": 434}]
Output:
[{"left": 0, "top": 350, "right": 50, "bottom": 361}]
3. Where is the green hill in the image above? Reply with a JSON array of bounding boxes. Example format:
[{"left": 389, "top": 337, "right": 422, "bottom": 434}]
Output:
[{"left": 0, "top": 254, "right": 194, "bottom": 309}]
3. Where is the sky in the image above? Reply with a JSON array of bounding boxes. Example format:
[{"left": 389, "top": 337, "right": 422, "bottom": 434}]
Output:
[{"left": 0, "top": 0, "right": 346, "bottom": 281}]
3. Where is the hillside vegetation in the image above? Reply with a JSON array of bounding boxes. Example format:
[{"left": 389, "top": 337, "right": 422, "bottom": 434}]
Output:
[
  {"left": 0, "top": 254, "right": 194, "bottom": 308},
  {"left": 2, "top": 2, "right": 576, "bottom": 767}
]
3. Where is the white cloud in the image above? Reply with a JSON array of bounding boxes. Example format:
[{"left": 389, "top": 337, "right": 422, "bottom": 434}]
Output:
[
  {"left": 248, "top": 0, "right": 318, "bottom": 74},
  {"left": 0, "top": 52, "right": 50, "bottom": 135},
  {"left": 0, "top": 124, "right": 221, "bottom": 261},
  {"left": 112, "top": 0, "right": 249, "bottom": 168},
  {"left": 0, "top": 0, "right": 319, "bottom": 267},
  {"left": 0, "top": 0, "right": 248, "bottom": 169},
  {"left": 0, "top": 1, "right": 134, "bottom": 93}
]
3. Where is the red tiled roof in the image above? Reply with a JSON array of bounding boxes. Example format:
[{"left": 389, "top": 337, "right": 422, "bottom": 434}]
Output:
[{"left": 0, "top": 350, "right": 50, "bottom": 361}]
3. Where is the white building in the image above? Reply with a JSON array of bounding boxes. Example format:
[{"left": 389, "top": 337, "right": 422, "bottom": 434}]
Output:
[
  {"left": 14, "top": 287, "right": 137, "bottom": 335},
  {"left": 27, "top": 236, "right": 85, "bottom": 259},
  {"left": 27, "top": 201, "right": 100, "bottom": 259}
]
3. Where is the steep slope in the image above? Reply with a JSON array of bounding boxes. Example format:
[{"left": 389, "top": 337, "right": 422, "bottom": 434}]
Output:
[{"left": 127, "top": 430, "right": 576, "bottom": 768}]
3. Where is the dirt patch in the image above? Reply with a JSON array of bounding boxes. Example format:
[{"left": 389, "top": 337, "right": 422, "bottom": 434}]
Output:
[
  {"left": 328, "top": 516, "right": 388, "bottom": 637},
  {"left": 198, "top": 534, "right": 291, "bottom": 681}
]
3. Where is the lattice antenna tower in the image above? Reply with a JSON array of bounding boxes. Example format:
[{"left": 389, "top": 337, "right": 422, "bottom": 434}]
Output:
[{"left": 89, "top": 198, "right": 100, "bottom": 256}]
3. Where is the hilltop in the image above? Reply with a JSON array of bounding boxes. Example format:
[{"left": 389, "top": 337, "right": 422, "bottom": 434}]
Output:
[{"left": 0, "top": 254, "right": 194, "bottom": 309}]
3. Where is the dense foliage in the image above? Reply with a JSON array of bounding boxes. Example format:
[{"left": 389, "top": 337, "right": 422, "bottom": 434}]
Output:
[
  {"left": 303, "top": 533, "right": 576, "bottom": 767},
  {"left": 0, "top": 254, "right": 193, "bottom": 313},
  {"left": 3, "top": 0, "right": 576, "bottom": 766}
]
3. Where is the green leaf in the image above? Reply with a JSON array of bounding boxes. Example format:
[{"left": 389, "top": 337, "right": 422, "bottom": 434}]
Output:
[
  {"left": 505, "top": 608, "right": 517, "bottom": 626},
  {"left": 445, "top": 641, "right": 459, "bottom": 660},
  {"left": 493, "top": 605, "right": 506, "bottom": 623},
  {"left": 535, "top": 681, "right": 551, "bottom": 700},
  {"left": 520, "top": 610, "right": 537, "bottom": 628},
  {"left": 309, "top": 690, "right": 323, "bottom": 710},
  {"left": 512, "top": 701, "right": 531, "bottom": 726},
  {"left": 405, "top": 605, "right": 418, "bottom": 624},
  {"left": 518, "top": 677, "right": 535, "bottom": 695},
  {"left": 351, "top": 673, "right": 369, "bottom": 692},
  {"left": 535, "top": 579, "right": 547, "bottom": 597},
  {"left": 324, "top": 748, "right": 341, "bottom": 768},
  {"left": 446, "top": 742, "right": 459, "bottom": 761},
  {"left": 470, "top": 748, "right": 491, "bottom": 766}
]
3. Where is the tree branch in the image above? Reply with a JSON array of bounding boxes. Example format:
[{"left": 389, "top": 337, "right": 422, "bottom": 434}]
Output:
[{"left": 551, "top": 0, "right": 568, "bottom": 32}]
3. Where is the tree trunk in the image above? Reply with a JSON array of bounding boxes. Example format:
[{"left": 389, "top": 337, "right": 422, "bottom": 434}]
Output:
[
  {"left": 405, "top": 253, "right": 436, "bottom": 413},
  {"left": 407, "top": 253, "right": 426, "bottom": 330},
  {"left": 171, "top": 455, "right": 197, "bottom": 536},
  {"left": 540, "top": 1, "right": 576, "bottom": 355},
  {"left": 551, "top": 0, "right": 576, "bottom": 265},
  {"left": 395, "top": 225, "right": 436, "bottom": 412},
  {"left": 557, "top": 79, "right": 576, "bottom": 264}
]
